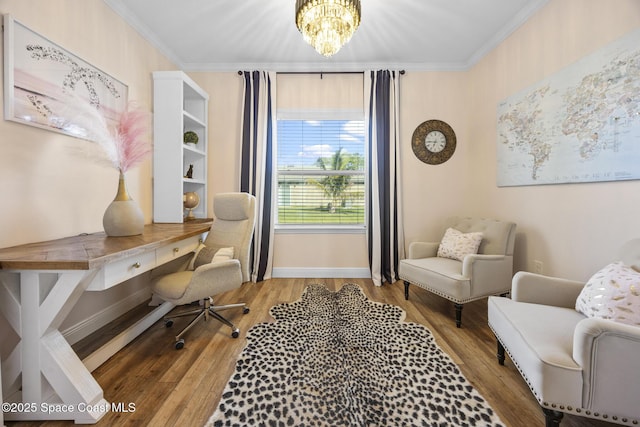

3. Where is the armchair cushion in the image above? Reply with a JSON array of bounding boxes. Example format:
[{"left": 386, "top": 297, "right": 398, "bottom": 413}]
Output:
[
  {"left": 437, "top": 227, "right": 483, "bottom": 261},
  {"left": 401, "top": 257, "right": 470, "bottom": 300},
  {"left": 575, "top": 261, "right": 640, "bottom": 326},
  {"left": 488, "top": 296, "right": 584, "bottom": 407}
]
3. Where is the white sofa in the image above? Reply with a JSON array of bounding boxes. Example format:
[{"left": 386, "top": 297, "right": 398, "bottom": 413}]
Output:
[{"left": 488, "top": 239, "right": 640, "bottom": 426}]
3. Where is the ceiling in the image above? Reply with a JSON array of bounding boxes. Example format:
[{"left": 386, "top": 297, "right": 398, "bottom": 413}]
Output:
[{"left": 103, "top": 0, "right": 549, "bottom": 72}]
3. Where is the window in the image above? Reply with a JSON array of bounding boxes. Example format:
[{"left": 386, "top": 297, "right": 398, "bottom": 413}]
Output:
[{"left": 276, "top": 114, "right": 365, "bottom": 228}]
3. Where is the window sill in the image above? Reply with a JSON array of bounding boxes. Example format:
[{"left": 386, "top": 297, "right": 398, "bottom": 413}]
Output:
[{"left": 275, "top": 225, "right": 366, "bottom": 235}]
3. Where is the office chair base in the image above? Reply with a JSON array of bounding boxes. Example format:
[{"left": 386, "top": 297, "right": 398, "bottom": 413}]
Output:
[{"left": 164, "top": 299, "right": 249, "bottom": 349}]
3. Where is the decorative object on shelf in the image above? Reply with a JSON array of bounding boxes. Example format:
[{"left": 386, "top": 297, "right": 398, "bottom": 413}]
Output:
[
  {"left": 183, "top": 191, "right": 200, "bottom": 220},
  {"left": 411, "top": 119, "right": 456, "bottom": 165},
  {"left": 183, "top": 131, "right": 199, "bottom": 144},
  {"left": 185, "top": 164, "right": 194, "bottom": 179},
  {"left": 295, "top": 0, "right": 361, "bottom": 57},
  {"left": 59, "top": 94, "right": 151, "bottom": 236}
]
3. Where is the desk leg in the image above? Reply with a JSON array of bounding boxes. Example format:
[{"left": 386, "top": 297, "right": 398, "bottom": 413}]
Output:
[{"left": 0, "top": 270, "right": 108, "bottom": 424}]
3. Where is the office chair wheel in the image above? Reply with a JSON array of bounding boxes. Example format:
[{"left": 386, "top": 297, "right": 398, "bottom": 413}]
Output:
[
  {"left": 231, "top": 328, "right": 240, "bottom": 338},
  {"left": 164, "top": 319, "right": 174, "bottom": 328},
  {"left": 243, "top": 307, "right": 250, "bottom": 314},
  {"left": 175, "top": 339, "right": 185, "bottom": 350}
]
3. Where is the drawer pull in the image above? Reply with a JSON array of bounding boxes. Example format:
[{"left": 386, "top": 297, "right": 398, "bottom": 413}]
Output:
[
  {"left": 173, "top": 247, "right": 180, "bottom": 253},
  {"left": 132, "top": 262, "right": 141, "bottom": 269}
]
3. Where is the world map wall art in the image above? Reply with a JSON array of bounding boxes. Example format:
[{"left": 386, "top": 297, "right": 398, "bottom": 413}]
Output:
[
  {"left": 496, "top": 28, "right": 640, "bottom": 187},
  {"left": 3, "top": 14, "right": 128, "bottom": 138}
]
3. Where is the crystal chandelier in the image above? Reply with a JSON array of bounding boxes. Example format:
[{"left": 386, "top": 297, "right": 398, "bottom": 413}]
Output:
[{"left": 295, "top": 0, "right": 361, "bottom": 57}]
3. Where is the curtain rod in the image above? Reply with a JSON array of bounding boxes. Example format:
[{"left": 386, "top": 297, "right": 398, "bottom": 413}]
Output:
[{"left": 237, "top": 70, "right": 405, "bottom": 76}]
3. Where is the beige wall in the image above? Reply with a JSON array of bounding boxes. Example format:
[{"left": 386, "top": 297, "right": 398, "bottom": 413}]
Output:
[
  {"left": 400, "top": 0, "right": 640, "bottom": 281},
  {"left": 399, "top": 71, "right": 472, "bottom": 245},
  {"left": 467, "top": 0, "right": 640, "bottom": 280},
  {"left": 0, "top": 0, "right": 177, "bottom": 332},
  {"left": 0, "top": 0, "right": 639, "bottom": 339}
]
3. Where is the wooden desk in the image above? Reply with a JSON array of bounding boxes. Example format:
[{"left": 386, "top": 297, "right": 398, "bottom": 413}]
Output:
[{"left": 0, "top": 222, "right": 210, "bottom": 423}]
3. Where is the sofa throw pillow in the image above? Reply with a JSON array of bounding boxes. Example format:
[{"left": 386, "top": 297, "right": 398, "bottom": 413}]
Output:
[
  {"left": 575, "top": 261, "right": 640, "bottom": 326},
  {"left": 192, "top": 245, "right": 235, "bottom": 270},
  {"left": 437, "top": 227, "right": 483, "bottom": 261}
]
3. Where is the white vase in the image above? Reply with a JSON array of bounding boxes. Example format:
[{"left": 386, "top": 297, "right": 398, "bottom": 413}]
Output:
[{"left": 103, "top": 172, "right": 144, "bottom": 237}]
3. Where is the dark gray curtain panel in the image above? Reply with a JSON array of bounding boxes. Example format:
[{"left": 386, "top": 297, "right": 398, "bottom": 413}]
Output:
[
  {"left": 366, "top": 70, "right": 405, "bottom": 286},
  {"left": 240, "top": 71, "right": 275, "bottom": 282}
]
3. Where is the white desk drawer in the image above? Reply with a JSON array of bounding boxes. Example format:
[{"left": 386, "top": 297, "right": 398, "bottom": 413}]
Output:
[
  {"left": 101, "top": 250, "right": 157, "bottom": 288},
  {"left": 156, "top": 235, "right": 202, "bottom": 265}
]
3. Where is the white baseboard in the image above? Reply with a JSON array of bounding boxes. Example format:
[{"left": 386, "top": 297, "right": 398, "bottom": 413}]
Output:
[
  {"left": 271, "top": 267, "right": 371, "bottom": 279},
  {"left": 62, "top": 287, "right": 152, "bottom": 345}
]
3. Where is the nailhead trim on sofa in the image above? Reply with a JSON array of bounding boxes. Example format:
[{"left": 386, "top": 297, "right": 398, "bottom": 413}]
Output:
[{"left": 488, "top": 324, "right": 640, "bottom": 426}]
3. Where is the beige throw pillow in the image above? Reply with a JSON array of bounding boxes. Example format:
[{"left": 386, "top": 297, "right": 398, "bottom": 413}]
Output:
[
  {"left": 575, "top": 261, "right": 640, "bottom": 326},
  {"left": 437, "top": 228, "right": 483, "bottom": 261},
  {"left": 192, "top": 245, "right": 235, "bottom": 270}
]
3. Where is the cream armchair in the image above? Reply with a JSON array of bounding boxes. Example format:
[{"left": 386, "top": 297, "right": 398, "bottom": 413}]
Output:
[
  {"left": 399, "top": 217, "right": 516, "bottom": 327},
  {"left": 488, "top": 239, "right": 640, "bottom": 426},
  {"left": 152, "top": 192, "right": 256, "bottom": 349}
]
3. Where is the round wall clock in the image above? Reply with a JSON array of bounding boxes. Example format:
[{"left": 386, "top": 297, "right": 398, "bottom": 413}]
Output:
[{"left": 411, "top": 119, "right": 456, "bottom": 165}]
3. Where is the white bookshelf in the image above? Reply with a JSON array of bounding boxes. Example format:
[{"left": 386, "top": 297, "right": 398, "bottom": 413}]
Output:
[{"left": 152, "top": 71, "right": 209, "bottom": 222}]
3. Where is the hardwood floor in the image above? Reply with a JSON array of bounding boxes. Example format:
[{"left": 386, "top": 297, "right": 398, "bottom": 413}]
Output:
[{"left": 7, "top": 278, "right": 619, "bottom": 427}]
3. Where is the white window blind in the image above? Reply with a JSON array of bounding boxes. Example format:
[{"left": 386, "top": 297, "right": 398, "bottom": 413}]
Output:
[
  {"left": 275, "top": 73, "right": 365, "bottom": 228},
  {"left": 276, "top": 118, "right": 365, "bottom": 226}
]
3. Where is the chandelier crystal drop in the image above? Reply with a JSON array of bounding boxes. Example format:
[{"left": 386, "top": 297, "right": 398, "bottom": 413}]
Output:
[{"left": 295, "top": 0, "right": 361, "bottom": 57}]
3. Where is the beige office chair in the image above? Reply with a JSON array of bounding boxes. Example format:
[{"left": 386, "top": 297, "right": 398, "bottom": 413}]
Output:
[
  {"left": 151, "top": 192, "right": 256, "bottom": 349},
  {"left": 399, "top": 216, "right": 516, "bottom": 327}
]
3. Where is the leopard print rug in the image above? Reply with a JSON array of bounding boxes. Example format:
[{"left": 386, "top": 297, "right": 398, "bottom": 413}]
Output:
[{"left": 206, "top": 283, "right": 504, "bottom": 427}]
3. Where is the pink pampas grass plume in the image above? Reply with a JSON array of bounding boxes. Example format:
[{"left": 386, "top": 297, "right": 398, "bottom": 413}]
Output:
[
  {"left": 113, "top": 103, "right": 151, "bottom": 173},
  {"left": 57, "top": 94, "right": 151, "bottom": 173}
]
